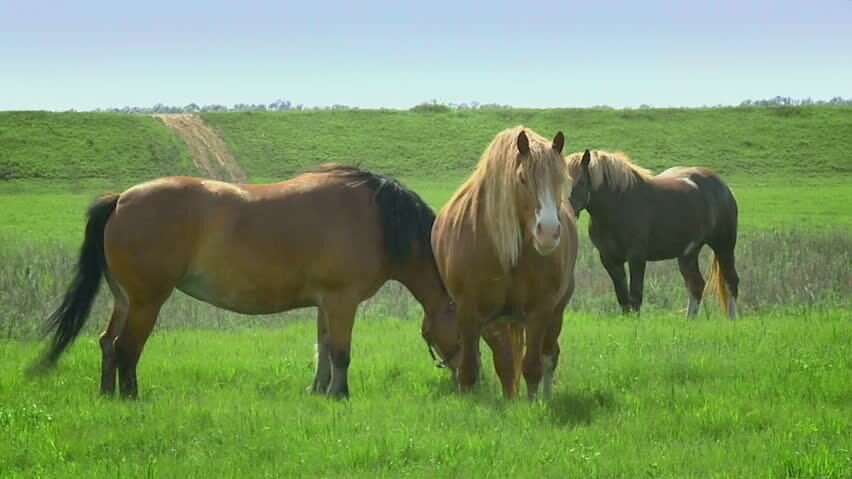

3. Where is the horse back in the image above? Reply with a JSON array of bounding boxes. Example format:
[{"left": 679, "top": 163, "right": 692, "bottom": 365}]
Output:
[
  {"left": 103, "top": 175, "right": 388, "bottom": 314},
  {"left": 651, "top": 167, "right": 737, "bottom": 250}
]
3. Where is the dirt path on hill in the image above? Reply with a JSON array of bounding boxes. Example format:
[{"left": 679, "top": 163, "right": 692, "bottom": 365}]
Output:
[{"left": 154, "top": 114, "right": 246, "bottom": 182}]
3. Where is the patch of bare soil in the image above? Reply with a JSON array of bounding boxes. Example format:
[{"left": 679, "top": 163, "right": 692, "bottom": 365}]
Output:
[{"left": 155, "top": 114, "right": 246, "bottom": 182}]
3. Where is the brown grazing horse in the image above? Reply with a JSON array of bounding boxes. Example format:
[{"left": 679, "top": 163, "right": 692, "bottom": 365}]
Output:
[
  {"left": 432, "top": 126, "right": 578, "bottom": 399},
  {"left": 566, "top": 150, "right": 739, "bottom": 319},
  {"left": 31, "top": 165, "right": 460, "bottom": 398}
]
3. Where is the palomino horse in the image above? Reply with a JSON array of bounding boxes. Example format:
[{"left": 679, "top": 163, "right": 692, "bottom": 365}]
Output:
[
  {"left": 432, "top": 126, "right": 578, "bottom": 399},
  {"left": 566, "top": 150, "right": 739, "bottom": 319},
  {"left": 31, "top": 165, "right": 460, "bottom": 398}
]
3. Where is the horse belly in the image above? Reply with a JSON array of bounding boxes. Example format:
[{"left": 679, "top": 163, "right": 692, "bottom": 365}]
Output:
[{"left": 177, "top": 268, "right": 316, "bottom": 315}]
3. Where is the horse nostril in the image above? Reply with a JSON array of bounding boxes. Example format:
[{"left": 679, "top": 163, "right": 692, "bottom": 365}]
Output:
[{"left": 536, "top": 223, "right": 543, "bottom": 235}]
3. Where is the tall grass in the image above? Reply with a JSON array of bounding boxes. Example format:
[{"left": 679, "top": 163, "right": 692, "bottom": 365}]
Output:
[{"left": 1, "top": 228, "right": 848, "bottom": 341}]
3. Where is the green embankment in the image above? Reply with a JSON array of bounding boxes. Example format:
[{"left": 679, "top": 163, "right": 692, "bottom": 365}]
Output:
[
  {"left": 200, "top": 106, "right": 852, "bottom": 181},
  {"left": 0, "top": 107, "right": 849, "bottom": 243},
  {"left": 0, "top": 111, "right": 196, "bottom": 184}
]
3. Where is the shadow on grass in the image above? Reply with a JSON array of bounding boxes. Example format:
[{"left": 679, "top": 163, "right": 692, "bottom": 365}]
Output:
[
  {"left": 421, "top": 373, "right": 618, "bottom": 427},
  {"left": 546, "top": 388, "right": 617, "bottom": 427}
]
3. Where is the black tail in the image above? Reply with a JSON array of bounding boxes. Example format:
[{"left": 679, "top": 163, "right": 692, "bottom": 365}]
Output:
[{"left": 29, "top": 193, "right": 119, "bottom": 374}]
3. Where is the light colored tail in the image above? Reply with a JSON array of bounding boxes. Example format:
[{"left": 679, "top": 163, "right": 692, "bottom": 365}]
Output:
[{"left": 703, "top": 253, "right": 730, "bottom": 316}]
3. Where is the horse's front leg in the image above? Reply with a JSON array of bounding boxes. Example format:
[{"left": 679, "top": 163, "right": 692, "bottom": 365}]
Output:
[
  {"left": 600, "top": 254, "right": 631, "bottom": 314},
  {"left": 455, "top": 303, "right": 481, "bottom": 393},
  {"left": 628, "top": 259, "right": 646, "bottom": 314},
  {"left": 522, "top": 312, "right": 548, "bottom": 400},
  {"left": 541, "top": 312, "right": 564, "bottom": 401},
  {"left": 323, "top": 297, "right": 358, "bottom": 399},
  {"left": 483, "top": 321, "right": 522, "bottom": 399}
]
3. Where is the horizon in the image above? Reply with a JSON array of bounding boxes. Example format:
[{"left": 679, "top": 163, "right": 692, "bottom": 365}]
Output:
[
  {"left": 2, "top": 1, "right": 850, "bottom": 111},
  {"left": 14, "top": 95, "right": 851, "bottom": 114}
]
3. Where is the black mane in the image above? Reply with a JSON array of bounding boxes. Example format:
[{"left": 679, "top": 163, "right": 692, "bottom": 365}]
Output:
[{"left": 303, "top": 164, "right": 436, "bottom": 264}]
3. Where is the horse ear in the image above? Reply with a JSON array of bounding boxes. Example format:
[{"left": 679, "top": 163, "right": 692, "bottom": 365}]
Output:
[
  {"left": 517, "top": 131, "right": 530, "bottom": 155},
  {"left": 581, "top": 149, "right": 592, "bottom": 169},
  {"left": 552, "top": 131, "right": 564, "bottom": 154}
]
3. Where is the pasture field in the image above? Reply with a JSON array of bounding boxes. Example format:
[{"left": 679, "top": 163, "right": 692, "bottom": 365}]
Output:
[
  {"left": 0, "top": 179, "right": 850, "bottom": 246},
  {"left": 1, "top": 312, "right": 849, "bottom": 478},
  {"left": 199, "top": 106, "right": 852, "bottom": 181},
  {"left": 0, "top": 107, "right": 850, "bottom": 477}
]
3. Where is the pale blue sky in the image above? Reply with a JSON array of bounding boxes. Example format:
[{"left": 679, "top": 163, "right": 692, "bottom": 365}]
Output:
[{"left": 1, "top": 0, "right": 850, "bottom": 110}]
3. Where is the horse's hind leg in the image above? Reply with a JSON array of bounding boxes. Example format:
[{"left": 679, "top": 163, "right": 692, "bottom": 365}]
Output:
[
  {"left": 677, "top": 252, "right": 705, "bottom": 319},
  {"left": 114, "top": 293, "right": 170, "bottom": 399},
  {"left": 308, "top": 308, "right": 332, "bottom": 394},
  {"left": 323, "top": 297, "right": 358, "bottom": 398},
  {"left": 99, "top": 274, "right": 128, "bottom": 396},
  {"left": 99, "top": 307, "right": 125, "bottom": 396},
  {"left": 716, "top": 250, "right": 739, "bottom": 320}
]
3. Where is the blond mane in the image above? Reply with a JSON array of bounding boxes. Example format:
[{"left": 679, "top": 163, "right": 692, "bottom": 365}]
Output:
[
  {"left": 442, "top": 126, "right": 570, "bottom": 271},
  {"left": 565, "top": 150, "right": 652, "bottom": 192}
]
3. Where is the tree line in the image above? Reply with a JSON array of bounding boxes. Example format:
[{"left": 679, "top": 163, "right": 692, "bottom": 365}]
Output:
[{"left": 78, "top": 96, "right": 851, "bottom": 114}]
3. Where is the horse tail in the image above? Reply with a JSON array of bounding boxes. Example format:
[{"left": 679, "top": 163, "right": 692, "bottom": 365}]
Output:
[
  {"left": 29, "top": 193, "right": 119, "bottom": 374},
  {"left": 703, "top": 253, "right": 729, "bottom": 317}
]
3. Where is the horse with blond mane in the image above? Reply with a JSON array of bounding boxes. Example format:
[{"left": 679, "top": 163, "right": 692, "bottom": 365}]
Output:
[
  {"left": 566, "top": 150, "right": 739, "bottom": 319},
  {"left": 431, "top": 126, "right": 578, "bottom": 399}
]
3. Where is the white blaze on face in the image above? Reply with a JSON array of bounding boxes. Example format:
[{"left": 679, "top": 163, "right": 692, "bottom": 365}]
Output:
[{"left": 534, "top": 185, "right": 561, "bottom": 251}]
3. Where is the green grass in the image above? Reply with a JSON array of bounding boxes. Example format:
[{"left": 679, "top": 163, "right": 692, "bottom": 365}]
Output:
[
  {"left": 0, "top": 107, "right": 848, "bottom": 244},
  {"left": 1, "top": 311, "right": 849, "bottom": 478},
  {"left": 403, "top": 178, "right": 852, "bottom": 232},
  {"left": 0, "top": 107, "right": 850, "bottom": 477},
  {"left": 200, "top": 106, "right": 852, "bottom": 182},
  {"left": 0, "top": 181, "right": 849, "bottom": 247},
  {"left": 0, "top": 112, "right": 196, "bottom": 181}
]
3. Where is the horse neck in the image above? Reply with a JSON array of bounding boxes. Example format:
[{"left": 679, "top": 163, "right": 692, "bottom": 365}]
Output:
[
  {"left": 393, "top": 249, "right": 450, "bottom": 316},
  {"left": 588, "top": 178, "right": 642, "bottom": 218}
]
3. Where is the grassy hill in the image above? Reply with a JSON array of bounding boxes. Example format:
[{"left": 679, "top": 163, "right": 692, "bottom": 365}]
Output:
[
  {"left": 0, "top": 111, "right": 195, "bottom": 184},
  {"left": 201, "top": 106, "right": 852, "bottom": 182},
  {"left": 0, "top": 107, "right": 849, "bottom": 188},
  {"left": 0, "top": 107, "right": 849, "bottom": 242}
]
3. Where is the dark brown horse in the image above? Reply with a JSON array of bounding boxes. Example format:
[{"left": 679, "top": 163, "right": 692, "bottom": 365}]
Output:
[
  {"left": 31, "top": 165, "right": 459, "bottom": 398},
  {"left": 432, "top": 126, "right": 578, "bottom": 399},
  {"left": 566, "top": 150, "right": 739, "bottom": 319}
]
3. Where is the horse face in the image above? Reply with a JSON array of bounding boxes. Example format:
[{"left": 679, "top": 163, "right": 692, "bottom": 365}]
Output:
[
  {"left": 516, "top": 131, "right": 568, "bottom": 255},
  {"left": 420, "top": 301, "right": 460, "bottom": 370},
  {"left": 568, "top": 150, "right": 593, "bottom": 217}
]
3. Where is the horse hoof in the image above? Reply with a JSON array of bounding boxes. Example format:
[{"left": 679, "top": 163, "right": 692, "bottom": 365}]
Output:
[{"left": 328, "top": 391, "right": 349, "bottom": 400}]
